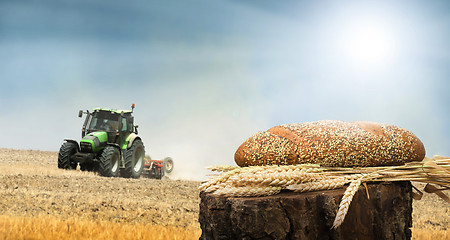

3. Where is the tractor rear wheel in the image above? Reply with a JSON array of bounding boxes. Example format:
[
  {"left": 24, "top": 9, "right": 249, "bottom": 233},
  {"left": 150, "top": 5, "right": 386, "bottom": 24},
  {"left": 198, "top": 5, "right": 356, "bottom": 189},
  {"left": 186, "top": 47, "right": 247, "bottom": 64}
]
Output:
[
  {"left": 58, "top": 141, "right": 78, "bottom": 170},
  {"left": 163, "top": 157, "right": 174, "bottom": 173},
  {"left": 98, "top": 146, "right": 120, "bottom": 177},
  {"left": 121, "top": 139, "right": 145, "bottom": 178}
]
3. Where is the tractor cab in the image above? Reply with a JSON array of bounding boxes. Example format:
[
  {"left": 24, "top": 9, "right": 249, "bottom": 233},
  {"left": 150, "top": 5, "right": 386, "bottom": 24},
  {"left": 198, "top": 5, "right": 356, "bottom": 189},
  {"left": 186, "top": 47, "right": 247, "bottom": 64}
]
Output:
[
  {"left": 81, "top": 108, "right": 136, "bottom": 145},
  {"left": 89, "top": 111, "right": 120, "bottom": 133}
]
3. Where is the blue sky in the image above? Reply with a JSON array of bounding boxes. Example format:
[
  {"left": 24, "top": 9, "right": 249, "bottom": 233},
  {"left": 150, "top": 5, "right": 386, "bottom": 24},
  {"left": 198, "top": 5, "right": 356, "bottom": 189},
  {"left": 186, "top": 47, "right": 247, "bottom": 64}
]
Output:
[{"left": 1, "top": 0, "right": 449, "bottom": 179}]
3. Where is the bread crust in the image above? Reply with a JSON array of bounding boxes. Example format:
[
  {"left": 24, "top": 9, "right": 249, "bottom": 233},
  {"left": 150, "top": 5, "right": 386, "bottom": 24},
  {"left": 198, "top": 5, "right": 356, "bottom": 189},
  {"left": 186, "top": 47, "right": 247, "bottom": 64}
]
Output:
[{"left": 234, "top": 120, "right": 426, "bottom": 167}]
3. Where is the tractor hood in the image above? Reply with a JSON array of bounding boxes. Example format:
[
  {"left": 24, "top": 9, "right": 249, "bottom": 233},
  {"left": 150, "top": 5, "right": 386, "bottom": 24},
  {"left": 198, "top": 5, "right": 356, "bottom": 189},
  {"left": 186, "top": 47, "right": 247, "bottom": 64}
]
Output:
[{"left": 80, "top": 131, "right": 108, "bottom": 152}]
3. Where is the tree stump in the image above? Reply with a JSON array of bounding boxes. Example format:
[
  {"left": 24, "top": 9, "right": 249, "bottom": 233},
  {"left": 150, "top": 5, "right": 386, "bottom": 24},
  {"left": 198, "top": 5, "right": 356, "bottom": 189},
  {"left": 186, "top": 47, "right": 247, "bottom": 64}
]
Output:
[{"left": 199, "top": 181, "right": 412, "bottom": 240}]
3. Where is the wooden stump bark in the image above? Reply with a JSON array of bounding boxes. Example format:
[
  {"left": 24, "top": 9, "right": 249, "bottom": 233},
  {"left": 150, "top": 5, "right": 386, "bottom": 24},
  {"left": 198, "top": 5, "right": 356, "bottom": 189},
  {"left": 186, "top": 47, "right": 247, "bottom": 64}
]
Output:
[{"left": 199, "top": 181, "right": 412, "bottom": 240}]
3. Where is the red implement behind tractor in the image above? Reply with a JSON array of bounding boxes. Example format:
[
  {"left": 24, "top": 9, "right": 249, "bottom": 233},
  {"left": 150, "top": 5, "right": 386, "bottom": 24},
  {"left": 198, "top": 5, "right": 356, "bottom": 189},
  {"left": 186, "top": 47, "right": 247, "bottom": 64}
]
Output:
[{"left": 142, "top": 156, "right": 174, "bottom": 179}]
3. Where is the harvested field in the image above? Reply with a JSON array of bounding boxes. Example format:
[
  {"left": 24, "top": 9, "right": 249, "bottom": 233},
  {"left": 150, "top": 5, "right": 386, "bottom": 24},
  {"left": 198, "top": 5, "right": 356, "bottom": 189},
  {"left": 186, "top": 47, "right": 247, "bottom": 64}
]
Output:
[
  {"left": 0, "top": 148, "right": 201, "bottom": 239},
  {"left": 0, "top": 148, "right": 448, "bottom": 239}
]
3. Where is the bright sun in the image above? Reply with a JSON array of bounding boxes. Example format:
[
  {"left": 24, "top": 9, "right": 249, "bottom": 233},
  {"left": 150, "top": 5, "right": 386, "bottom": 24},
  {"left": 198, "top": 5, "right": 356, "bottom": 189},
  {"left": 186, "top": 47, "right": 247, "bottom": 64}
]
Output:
[{"left": 338, "top": 21, "right": 395, "bottom": 69}]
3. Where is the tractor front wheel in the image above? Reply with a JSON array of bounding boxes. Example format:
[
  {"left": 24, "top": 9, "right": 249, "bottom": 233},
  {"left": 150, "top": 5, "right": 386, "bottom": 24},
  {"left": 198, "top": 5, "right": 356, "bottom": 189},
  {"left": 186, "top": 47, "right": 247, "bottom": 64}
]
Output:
[
  {"left": 121, "top": 139, "right": 145, "bottom": 178},
  {"left": 58, "top": 141, "right": 78, "bottom": 170},
  {"left": 98, "top": 146, "right": 120, "bottom": 177}
]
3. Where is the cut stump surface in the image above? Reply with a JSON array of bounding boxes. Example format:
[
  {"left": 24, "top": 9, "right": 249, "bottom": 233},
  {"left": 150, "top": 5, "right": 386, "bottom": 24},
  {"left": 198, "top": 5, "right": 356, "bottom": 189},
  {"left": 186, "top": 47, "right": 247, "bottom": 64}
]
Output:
[{"left": 199, "top": 181, "right": 412, "bottom": 240}]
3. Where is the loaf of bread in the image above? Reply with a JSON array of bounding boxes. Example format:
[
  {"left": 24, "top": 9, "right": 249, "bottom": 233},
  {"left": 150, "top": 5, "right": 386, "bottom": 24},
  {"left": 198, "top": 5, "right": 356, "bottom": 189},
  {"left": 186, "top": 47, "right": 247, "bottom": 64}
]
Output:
[{"left": 234, "top": 120, "right": 426, "bottom": 167}]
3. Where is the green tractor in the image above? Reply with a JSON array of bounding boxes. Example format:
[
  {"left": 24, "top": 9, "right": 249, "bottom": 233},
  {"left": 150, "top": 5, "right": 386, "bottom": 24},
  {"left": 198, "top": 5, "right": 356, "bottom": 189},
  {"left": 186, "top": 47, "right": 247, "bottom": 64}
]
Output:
[{"left": 58, "top": 104, "right": 145, "bottom": 178}]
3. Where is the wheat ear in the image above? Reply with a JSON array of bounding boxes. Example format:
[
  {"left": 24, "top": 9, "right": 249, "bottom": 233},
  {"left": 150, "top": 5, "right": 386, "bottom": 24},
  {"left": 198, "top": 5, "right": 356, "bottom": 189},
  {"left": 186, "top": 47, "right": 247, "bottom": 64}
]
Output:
[
  {"left": 229, "top": 168, "right": 326, "bottom": 187},
  {"left": 286, "top": 177, "right": 347, "bottom": 192},
  {"left": 331, "top": 177, "right": 363, "bottom": 229},
  {"left": 212, "top": 186, "right": 282, "bottom": 197},
  {"left": 198, "top": 168, "right": 241, "bottom": 191}
]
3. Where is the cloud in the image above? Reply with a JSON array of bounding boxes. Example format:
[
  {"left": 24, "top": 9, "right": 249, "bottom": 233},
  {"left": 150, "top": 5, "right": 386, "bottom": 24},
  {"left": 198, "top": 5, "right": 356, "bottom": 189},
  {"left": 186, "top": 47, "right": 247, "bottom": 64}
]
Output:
[{"left": 0, "top": 0, "right": 449, "bottom": 181}]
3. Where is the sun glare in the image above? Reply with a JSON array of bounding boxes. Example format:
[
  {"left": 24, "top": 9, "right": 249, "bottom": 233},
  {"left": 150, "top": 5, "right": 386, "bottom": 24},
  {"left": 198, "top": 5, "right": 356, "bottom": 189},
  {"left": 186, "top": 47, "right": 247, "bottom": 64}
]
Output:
[
  {"left": 337, "top": 20, "right": 396, "bottom": 70},
  {"left": 349, "top": 28, "right": 390, "bottom": 61}
]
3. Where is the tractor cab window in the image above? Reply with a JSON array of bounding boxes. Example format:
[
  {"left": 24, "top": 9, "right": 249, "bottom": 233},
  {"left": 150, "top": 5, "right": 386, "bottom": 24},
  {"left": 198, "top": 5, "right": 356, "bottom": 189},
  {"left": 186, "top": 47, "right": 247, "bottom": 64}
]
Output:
[
  {"left": 121, "top": 118, "right": 127, "bottom": 131},
  {"left": 89, "top": 111, "right": 119, "bottom": 132}
]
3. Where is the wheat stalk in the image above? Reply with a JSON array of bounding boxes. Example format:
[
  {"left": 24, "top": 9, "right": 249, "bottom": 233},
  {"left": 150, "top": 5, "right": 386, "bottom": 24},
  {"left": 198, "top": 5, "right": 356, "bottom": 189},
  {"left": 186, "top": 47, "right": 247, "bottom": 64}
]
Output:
[
  {"left": 206, "top": 165, "right": 239, "bottom": 172},
  {"left": 199, "top": 164, "right": 324, "bottom": 191},
  {"left": 201, "top": 157, "right": 450, "bottom": 229}
]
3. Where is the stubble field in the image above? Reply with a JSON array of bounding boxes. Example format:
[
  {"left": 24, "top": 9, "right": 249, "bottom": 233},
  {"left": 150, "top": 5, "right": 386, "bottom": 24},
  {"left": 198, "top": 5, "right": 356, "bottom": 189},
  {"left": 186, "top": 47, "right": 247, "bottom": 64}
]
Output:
[
  {"left": 0, "top": 148, "right": 448, "bottom": 239},
  {"left": 0, "top": 148, "right": 201, "bottom": 239}
]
